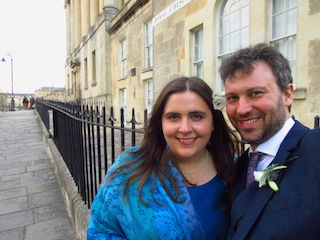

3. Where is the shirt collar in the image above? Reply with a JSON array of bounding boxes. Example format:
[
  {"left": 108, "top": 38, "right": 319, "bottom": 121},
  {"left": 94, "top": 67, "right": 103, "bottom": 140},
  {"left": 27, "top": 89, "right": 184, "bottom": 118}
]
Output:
[{"left": 249, "top": 117, "right": 295, "bottom": 157}]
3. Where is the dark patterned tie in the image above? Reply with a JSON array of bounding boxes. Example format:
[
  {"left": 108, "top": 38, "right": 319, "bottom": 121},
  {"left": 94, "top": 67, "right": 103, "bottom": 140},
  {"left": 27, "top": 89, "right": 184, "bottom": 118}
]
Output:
[{"left": 246, "top": 152, "right": 264, "bottom": 186}]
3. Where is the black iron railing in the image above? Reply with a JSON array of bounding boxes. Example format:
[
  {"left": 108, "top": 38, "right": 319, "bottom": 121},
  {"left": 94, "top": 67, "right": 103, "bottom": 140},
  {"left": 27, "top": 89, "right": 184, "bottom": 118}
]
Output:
[{"left": 36, "top": 99, "right": 145, "bottom": 208}]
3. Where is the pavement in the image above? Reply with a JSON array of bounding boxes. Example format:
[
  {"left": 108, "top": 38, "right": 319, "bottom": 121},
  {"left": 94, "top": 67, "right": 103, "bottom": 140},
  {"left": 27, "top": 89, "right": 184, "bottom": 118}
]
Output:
[{"left": 0, "top": 110, "right": 80, "bottom": 240}]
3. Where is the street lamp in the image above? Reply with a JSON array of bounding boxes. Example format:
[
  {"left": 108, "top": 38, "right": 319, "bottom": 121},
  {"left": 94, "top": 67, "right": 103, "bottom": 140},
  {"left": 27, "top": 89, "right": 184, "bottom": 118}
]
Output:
[{"left": 1, "top": 52, "right": 15, "bottom": 111}]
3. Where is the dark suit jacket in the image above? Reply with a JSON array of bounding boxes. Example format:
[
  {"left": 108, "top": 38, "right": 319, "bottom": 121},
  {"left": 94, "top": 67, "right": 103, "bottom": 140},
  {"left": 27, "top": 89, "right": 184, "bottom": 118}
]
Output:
[{"left": 228, "top": 121, "right": 320, "bottom": 240}]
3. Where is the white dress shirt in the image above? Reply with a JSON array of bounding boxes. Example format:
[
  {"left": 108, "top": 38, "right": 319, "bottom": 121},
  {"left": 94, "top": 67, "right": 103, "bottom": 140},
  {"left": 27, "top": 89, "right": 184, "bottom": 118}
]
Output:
[{"left": 248, "top": 117, "right": 295, "bottom": 171}]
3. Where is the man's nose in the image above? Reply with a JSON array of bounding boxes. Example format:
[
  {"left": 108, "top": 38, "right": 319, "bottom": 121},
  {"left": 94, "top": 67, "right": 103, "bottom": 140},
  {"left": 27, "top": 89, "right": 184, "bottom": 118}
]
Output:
[{"left": 236, "top": 97, "right": 252, "bottom": 115}]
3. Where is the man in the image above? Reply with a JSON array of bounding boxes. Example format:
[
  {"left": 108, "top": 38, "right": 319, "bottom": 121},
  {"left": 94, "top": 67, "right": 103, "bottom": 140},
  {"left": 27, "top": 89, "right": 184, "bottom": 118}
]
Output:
[{"left": 220, "top": 43, "right": 320, "bottom": 240}]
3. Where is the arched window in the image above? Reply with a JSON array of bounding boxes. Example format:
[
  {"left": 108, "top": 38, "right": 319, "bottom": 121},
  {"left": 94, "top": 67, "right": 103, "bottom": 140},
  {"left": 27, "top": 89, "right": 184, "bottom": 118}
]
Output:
[{"left": 217, "top": 0, "right": 249, "bottom": 91}]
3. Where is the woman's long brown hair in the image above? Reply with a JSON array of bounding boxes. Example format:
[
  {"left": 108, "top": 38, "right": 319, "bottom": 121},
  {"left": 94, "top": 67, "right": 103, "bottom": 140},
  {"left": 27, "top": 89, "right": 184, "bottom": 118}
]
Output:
[{"left": 107, "top": 76, "right": 239, "bottom": 205}]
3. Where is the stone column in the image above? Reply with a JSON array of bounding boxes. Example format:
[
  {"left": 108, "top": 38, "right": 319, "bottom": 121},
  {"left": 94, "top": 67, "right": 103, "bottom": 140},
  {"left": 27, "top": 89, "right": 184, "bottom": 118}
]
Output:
[
  {"left": 69, "top": 1, "right": 74, "bottom": 51},
  {"left": 99, "top": 0, "right": 104, "bottom": 12},
  {"left": 64, "top": 1, "right": 71, "bottom": 54},
  {"left": 104, "top": 0, "right": 118, "bottom": 9},
  {"left": 90, "top": 0, "right": 99, "bottom": 26},
  {"left": 74, "top": 0, "right": 81, "bottom": 47},
  {"left": 81, "top": 0, "right": 90, "bottom": 35}
]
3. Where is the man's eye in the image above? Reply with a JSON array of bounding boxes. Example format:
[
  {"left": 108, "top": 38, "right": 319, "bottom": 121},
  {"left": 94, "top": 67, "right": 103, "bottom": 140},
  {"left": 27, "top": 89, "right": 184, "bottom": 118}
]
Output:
[
  {"left": 226, "top": 96, "right": 237, "bottom": 102},
  {"left": 251, "top": 91, "right": 263, "bottom": 97}
]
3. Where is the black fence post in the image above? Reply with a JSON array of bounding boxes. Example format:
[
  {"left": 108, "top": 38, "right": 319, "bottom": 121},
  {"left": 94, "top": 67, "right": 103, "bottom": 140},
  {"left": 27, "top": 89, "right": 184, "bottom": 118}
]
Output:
[
  {"left": 120, "top": 107, "right": 125, "bottom": 152},
  {"left": 144, "top": 108, "right": 148, "bottom": 128},
  {"left": 127, "top": 108, "right": 141, "bottom": 147},
  {"left": 102, "top": 106, "right": 108, "bottom": 174},
  {"left": 109, "top": 107, "right": 116, "bottom": 163},
  {"left": 314, "top": 115, "right": 320, "bottom": 128}
]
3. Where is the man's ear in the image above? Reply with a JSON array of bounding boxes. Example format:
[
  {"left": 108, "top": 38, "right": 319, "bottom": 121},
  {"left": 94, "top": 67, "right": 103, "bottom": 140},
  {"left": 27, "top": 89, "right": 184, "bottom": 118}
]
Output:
[{"left": 284, "top": 84, "right": 294, "bottom": 108}]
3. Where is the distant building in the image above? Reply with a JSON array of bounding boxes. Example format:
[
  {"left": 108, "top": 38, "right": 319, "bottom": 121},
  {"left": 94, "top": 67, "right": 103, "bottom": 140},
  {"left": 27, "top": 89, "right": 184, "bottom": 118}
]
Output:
[
  {"left": 0, "top": 92, "right": 8, "bottom": 111},
  {"left": 64, "top": 0, "right": 320, "bottom": 128},
  {"left": 35, "top": 87, "right": 66, "bottom": 101}
]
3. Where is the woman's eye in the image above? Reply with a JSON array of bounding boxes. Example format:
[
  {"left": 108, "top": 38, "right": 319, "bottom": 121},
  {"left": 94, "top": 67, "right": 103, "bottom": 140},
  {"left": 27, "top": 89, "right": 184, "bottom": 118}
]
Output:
[
  {"left": 167, "top": 115, "right": 178, "bottom": 120},
  {"left": 192, "top": 114, "right": 203, "bottom": 120}
]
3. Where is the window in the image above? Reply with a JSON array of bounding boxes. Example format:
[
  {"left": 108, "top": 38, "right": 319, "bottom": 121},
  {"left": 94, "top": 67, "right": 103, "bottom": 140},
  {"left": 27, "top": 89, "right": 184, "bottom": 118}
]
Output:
[
  {"left": 146, "top": 80, "right": 153, "bottom": 109},
  {"left": 218, "top": 0, "right": 249, "bottom": 91},
  {"left": 193, "top": 27, "right": 203, "bottom": 78},
  {"left": 67, "top": 74, "right": 70, "bottom": 96},
  {"left": 84, "top": 58, "right": 88, "bottom": 89},
  {"left": 270, "top": 0, "right": 297, "bottom": 85},
  {"left": 72, "top": 72, "right": 76, "bottom": 95},
  {"left": 145, "top": 21, "right": 153, "bottom": 68},
  {"left": 120, "top": 88, "right": 127, "bottom": 121},
  {"left": 120, "top": 40, "right": 127, "bottom": 78},
  {"left": 92, "top": 51, "right": 97, "bottom": 86}
]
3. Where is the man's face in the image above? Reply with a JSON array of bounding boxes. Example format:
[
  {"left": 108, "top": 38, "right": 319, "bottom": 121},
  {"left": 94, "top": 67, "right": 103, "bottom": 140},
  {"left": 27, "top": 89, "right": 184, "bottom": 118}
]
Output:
[{"left": 224, "top": 61, "right": 293, "bottom": 150}]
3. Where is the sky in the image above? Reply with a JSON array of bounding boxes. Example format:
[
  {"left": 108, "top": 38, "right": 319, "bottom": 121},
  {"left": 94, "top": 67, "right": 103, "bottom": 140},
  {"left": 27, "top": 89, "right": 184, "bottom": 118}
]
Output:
[{"left": 0, "top": 0, "right": 66, "bottom": 94}]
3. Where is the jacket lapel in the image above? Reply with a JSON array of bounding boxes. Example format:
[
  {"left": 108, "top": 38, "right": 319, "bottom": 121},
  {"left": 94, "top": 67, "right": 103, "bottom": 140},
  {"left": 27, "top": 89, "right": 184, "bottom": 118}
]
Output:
[{"left": 231, "top": 121, "right": 309, "bottom": 240}]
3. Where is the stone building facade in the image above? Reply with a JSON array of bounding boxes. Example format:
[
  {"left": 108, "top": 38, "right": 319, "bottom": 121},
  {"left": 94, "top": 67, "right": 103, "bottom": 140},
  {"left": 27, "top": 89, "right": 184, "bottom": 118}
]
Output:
[
  {"left": 35, "top": 87, "right": 66, "bottom": 101},
  {"left": 64, "top": 0, "right": 320, "bottom": 128}
]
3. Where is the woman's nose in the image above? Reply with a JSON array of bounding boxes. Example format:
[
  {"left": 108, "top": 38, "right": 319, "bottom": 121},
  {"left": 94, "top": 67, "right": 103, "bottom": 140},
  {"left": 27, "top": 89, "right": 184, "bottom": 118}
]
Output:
[{"left": 179, "top": 118, "right": 192, "bottom": 133}]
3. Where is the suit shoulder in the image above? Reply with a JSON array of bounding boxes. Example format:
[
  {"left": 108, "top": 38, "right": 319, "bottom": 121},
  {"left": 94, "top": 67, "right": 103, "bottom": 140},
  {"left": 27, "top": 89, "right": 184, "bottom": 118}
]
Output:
[{"left": 301, "top": 127, "right": 320, "bottom": 141}]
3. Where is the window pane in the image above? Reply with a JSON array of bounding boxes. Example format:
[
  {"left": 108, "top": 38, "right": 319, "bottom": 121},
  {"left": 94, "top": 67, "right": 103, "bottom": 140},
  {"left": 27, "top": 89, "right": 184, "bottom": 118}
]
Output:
[
  {"left": 195, "top": 63, "right": 203, "bottom": 78},
  {"left": 220, "top": 17, "right": 229, "bottom": 35},
  {"left": 242, "top": 5, "right": 249, "bottom": 27},
  {"left": 229, "top": 1, "right": 240, "bottom": 13},
  {"left": 230, "top": 31, "right": 240, "bottom": 51},
  {"left": 287, "top": 9, "right": 297, "bottom": 34},
  {"left": 241, "top": 0, "right": 249, "bottom": 5},
  {"left": 194, "top": 29, "right": 203, "bottom": 62},
  {"left": 195, "top": 46, "right": 200, "bottom": 61},
  {"left": 287, "top": 36, "right": 296, "bottom": 61},
  {"left": 220, "top": 35, "right": 229, "bottom": 54},
  {"left": 241, "top": 27, "right": 249, "bottom": 48},
  {"left": 272, "top": 13, "right": 285, "bottom": 38},
  {"left": 288, "top": 0, "right": 297, "bottom": 9},
  {"left": 274, "top": 39, "right": 287, "bottom": 57},
  {"left": 230, "top": 11, "right": 240, "bottom": 32},
  {"left": 273, "top": 0, "right": 285, "bottom": 15},
  {"left": 195, "top": 29, "right": 203, "bottom": 45}
]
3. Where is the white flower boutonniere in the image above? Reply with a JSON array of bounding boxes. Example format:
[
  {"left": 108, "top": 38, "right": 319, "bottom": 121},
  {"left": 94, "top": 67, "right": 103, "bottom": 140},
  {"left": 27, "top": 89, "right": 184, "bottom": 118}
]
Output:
[
  {"left": 212, "top": 94, "right": 226, "bottom": 111},
  {"left": 254, "top": 156, "right": 298, "bottom": 192},
  {"left": 253, "top": 164, "right": 287, "bottom": 192}
]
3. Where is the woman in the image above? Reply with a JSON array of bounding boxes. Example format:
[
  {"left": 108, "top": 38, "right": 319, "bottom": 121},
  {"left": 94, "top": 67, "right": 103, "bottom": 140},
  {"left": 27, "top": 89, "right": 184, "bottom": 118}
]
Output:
[{"left": 87, "top": 77, "right": 239, "bottom": 239}]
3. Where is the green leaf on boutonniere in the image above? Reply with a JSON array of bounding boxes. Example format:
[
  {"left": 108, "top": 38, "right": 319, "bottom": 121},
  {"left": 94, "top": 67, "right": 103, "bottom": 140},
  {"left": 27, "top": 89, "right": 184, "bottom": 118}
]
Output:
[{"left": 285, "top": 156, "right": 298, "bottom": 163}]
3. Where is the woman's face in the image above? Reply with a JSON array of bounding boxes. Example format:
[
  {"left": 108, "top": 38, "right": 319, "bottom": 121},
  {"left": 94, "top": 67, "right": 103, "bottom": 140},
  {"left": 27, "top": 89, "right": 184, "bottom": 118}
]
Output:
[{"left": 161, "top": 91, "right": 213, "bottom": 163}]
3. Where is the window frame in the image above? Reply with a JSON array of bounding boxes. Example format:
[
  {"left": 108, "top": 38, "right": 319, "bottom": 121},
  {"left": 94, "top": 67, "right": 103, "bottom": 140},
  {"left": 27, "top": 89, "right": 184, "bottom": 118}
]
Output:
[
  {"left": 145, "top": 21, "right": 153, "bottom": 69},
  {"left": 192, "top": 27, "right": 203, "bottom": 78},
  {"left": 269, "top": 0, "right": 297, "bottom": 86},
  {"left": 120, "top": 39, "right": 127, "bottom": 79}
]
